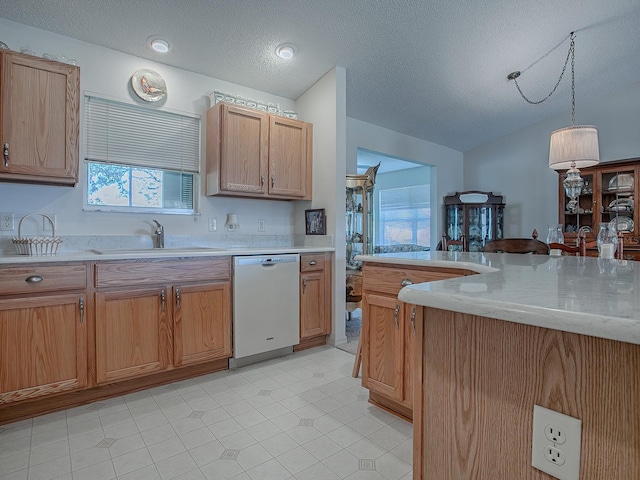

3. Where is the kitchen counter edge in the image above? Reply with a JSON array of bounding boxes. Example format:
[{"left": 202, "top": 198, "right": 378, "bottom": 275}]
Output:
[{"left": 356, "top": 251, "right": 640, "bottom": 346}]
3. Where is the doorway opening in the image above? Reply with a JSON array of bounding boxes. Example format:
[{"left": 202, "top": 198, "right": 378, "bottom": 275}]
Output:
[{"left": 339, "top": 148, "right": 432, "bottom": 356}]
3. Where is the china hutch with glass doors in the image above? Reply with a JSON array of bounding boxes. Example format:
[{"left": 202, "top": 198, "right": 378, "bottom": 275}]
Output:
[
  {"left": 443, "top": 191, "right": 505, "bottom": 252},
  {"left": 557, "top": 157, "right": 640, "bottom": 259},
  {"left": 345, "top": 164, "right": 379, "bottom": 319}
]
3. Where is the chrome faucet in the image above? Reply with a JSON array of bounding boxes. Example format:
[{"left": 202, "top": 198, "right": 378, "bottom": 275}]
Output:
[{"left": 153, "top": 220, "right": 164, "bottom": 248}]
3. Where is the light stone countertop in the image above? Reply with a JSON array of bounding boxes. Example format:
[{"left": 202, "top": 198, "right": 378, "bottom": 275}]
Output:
[
  {"left": 355, "top": 251, "right": 640, "bottom": 345},
  {"left": 0, "top": 245, "right": 334, "bottom": 264}
]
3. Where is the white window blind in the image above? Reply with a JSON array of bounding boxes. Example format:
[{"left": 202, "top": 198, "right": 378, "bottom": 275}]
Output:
[
  {"left": 85, "top": 95, "right": 200, "bottom": 173},
  {"left": 380, "top": 185, "right": 429, "bottom": 210},
  {"left": 379, "top": 185, "right": 430, "bottom": 246}
]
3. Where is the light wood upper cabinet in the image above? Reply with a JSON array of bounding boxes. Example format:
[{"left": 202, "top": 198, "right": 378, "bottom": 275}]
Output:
[
  {"left": 0, "top": 51, "right": 80, "bottom": 185},
  {"left": 207, "top": 104, "right": 269, "bottom": 196},
  {"left": 269, "top": 115, "right": 311, "bottom": 198},
  {"left": 206, "top": 102, "right": 312, "bottom": 200},
  {"left": 0, "top": 263, "right": 87, "bottom": 404}
]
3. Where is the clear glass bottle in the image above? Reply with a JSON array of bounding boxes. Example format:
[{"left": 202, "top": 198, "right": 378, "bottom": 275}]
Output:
[
  {"left": 546, "top": 224, "right": 564, "bottom": 244},
  {"left": 596, "top": 224, "right": 618, "bottom": 259}
]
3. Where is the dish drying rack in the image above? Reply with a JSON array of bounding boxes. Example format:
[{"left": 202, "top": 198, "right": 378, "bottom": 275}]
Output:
[{"left": 12, "top": 213, "right": 62, "bottom": 256}]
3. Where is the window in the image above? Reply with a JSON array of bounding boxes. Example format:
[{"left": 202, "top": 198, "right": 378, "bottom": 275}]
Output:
[
  {"left": 379, "top": 185, "right": 430, "bottom": 245},
  {"left": 84, "top": 95, "right": 200, "bottom": 214}
]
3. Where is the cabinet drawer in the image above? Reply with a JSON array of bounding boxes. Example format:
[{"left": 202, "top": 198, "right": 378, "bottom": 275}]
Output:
[
  {"left": 363, "top": 264, "right": 470, "bottom": 296},
  {"left": 95, "top": 257, "right": 231, "bottom": 288},
  {"left": 300, "top": 254, "right": 325, "bottom": 272},
  {"left": 0, "top": 264, "right": 86, "bottom": 295}
]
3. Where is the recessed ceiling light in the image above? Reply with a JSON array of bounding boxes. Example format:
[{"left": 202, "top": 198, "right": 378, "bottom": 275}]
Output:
[
  {"left": 275, "top": 44, "right": 295, "bottom": 60},
  {"left": 147, "top": 36, "right": 171, "bottom": 53}
]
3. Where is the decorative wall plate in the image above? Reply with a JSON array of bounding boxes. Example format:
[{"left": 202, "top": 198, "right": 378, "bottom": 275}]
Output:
[{"left": 131, "top": 68, "right": 167, "bottom": 102}]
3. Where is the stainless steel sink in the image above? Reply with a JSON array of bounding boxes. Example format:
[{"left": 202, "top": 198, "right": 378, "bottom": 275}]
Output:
[{"left": 91, "top": 247, "right": 224, "bottom": 255}]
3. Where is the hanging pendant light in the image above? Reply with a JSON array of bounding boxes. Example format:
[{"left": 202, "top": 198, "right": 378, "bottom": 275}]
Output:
[{"left": 508, "top": 32, "right": 600, "bottom": 201}]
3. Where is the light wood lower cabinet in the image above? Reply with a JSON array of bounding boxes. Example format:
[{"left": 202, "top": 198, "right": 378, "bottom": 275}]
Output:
[
  {"left": 95, "top": 287, "right": 169, "bottom": 384},
  {"left": 174, "top": 282, "right": 232, "bottom": 367},
  {"left": 297, "top": 253, "right": 332, "bottom": 350},
  {"left": 0, "top": 263, "right": 87, "bottom": 404},
  {"left": 94, "top": 257, "right": 232, "bottom": 384},
  {"left": 361, "top": 262, "right": 473, "bottom": 419}
]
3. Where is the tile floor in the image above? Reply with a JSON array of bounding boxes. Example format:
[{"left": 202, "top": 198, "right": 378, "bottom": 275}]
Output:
[{"left": 0, "top": 346, "right": 412, "bottom": 480}]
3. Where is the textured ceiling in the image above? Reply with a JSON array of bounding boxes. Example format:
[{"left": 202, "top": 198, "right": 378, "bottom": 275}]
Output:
[{"left": 2, "top": 0, "right": 639, "bottom": 152}]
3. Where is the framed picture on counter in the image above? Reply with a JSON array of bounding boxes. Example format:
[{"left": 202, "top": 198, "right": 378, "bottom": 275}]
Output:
[{"left": 305, "top": 208, "right": 326, "bottom": 235}]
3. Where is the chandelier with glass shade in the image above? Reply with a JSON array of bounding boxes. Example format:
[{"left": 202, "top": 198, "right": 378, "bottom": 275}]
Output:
[{"left": 507, "top": 32, "right": 599, "bottom": 212}]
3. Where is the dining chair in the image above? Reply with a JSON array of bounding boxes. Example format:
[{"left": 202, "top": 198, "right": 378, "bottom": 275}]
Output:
[
  {"left": 441, "top": 233, "right": 467, "bottom": 252},
  {"left": 483, "top": 230, "right": 549, "bottom": 254}
]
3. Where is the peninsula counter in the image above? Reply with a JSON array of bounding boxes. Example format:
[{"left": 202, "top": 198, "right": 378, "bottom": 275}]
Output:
[{"left": 356, "top": 251, "right": 640, "bottom": 479}]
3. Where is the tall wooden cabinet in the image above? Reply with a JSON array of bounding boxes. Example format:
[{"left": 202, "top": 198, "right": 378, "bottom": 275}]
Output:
[
  {"left": 0, "top": 263, "right": 87, "bottom": 404},
  {"left": 346, "top": 164, "right": 378, "bottom": 318},
  {"left": 0, "top": 50, "right": 80, "bottom": 185},
  {"left": 558, "top": 157, "right": 640, "bottom": 258},
  {"left": 206, "top": 102, "right": 312, "bottom": 200}
]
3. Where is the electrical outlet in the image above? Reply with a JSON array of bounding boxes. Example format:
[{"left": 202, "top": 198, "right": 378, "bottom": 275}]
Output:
[
  {"left": 545, "top": 425, "right": 567, "bottom": 444},
  {"left": 258, "top": 219, "right": 265, "bottom": 232},
  {"left": 532, "top": 405, "right": 581, "bottom": 480},
  {"left": 544, "top": 446, "right": 566, "bottom": 466},
  {"left": 0, "top": 212, "right": 14, "bottom": 231},
  {"left": 208, "top": 218, "right": 217, "bottom": 232}
]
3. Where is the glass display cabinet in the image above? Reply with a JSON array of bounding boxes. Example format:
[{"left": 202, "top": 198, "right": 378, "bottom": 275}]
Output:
[
  {"left": 346, "top": 164, "right": 379, "bottom": 318},
  {"left": 444, "top": 191, "right": 505, "bottom": 252},
  {"left": 558, "top": 158, "right": 640, "bottom": 258}
]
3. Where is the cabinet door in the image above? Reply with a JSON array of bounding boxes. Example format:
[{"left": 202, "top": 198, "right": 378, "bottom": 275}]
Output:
[
  {"left": 0, "top": 52, "right": 79, "bottom": 184},
  {"left": 269, "top": 115, "right": 310, "bottom": 198},
  {"left": 0, "top": 294, "right": 87, "bottom": 403},
  {"left": 219, "top": 105, "right": 269, "bottom": 194},
  {"left": 174, "top": 282, "right": 232, "bottom": 367},
  {"left": 95, "top": 287, "right": 169, "bottom": 384},
  {"left": 300, "top": 271, "right": 326, "bottom": 339},
  {"left": 402, "top": 304, "right": 421, "bottom": 408},
  {"left": 362, "top": 293, "right": 404, "bottom": 401}
]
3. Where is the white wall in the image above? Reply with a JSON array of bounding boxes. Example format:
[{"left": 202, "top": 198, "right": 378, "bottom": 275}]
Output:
[
  {"left": 464, "top": 81, "right": 640, "bottom": 238},
  {"left": 0, "top": 18, "right": 302, "bottom": 239},
  {"left": 296, "top": 67, "right": 348, "bottom": 346},
  {"left": 346, "top": 118, "right": 464, "bottom": 247}
]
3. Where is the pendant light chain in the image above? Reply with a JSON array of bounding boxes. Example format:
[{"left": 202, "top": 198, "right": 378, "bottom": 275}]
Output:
[
  {"left": 569, "top": 33, "right": 575, "bottom": 125},
  {"left": 510, "top": 33, "right": 576, "bottom": 107}
]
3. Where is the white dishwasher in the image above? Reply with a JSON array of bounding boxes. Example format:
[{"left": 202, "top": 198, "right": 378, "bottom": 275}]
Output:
[{"left": 231, "top": 254, "right": 300, "bottom": 367}]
